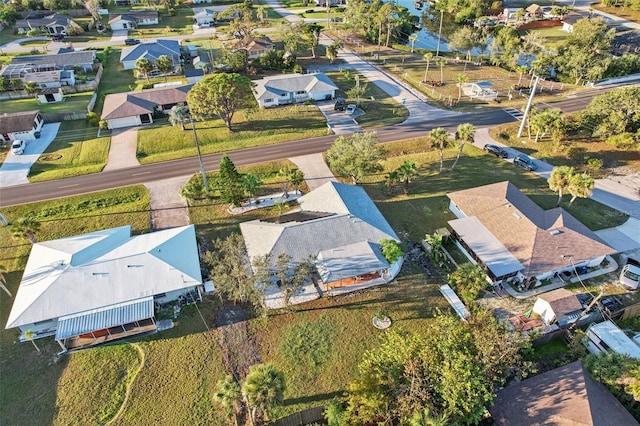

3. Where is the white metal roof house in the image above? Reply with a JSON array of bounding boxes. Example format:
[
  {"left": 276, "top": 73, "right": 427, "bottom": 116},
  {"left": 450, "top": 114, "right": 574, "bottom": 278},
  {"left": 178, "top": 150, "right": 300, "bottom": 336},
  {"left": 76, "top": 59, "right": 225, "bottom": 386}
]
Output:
[
  {"left": 252, "top": 73, "right": 338, "bottom": 108},
  {"left": 0, "top": 110, "right": 44, "bottom": 143},
  {"left": 5, "top": 225, "right": 203, "bottom": 352},
  {"left": 108, "top": 10, "right": 159, "bottom": 30},
  {"left": 241, "top": 182, "right": 403, "bottom": 308},
  {"left": 101, "top": 84, "right": 192, "bottom": 129},
  {"left": 584, "top": 320, "right": 640, "bottom": 359},
  {"left": 120, "top": 39, "right": 181, "bottom": 71},
  {"left": 447, "top": 181, "right": 615, "bottom": 284}
]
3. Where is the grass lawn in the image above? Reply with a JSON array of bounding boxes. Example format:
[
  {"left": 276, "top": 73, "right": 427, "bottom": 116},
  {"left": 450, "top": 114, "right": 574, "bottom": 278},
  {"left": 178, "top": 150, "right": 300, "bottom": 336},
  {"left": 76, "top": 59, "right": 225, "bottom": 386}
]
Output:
[
  {"left": 592, "top": 3, "right": 640, "bottom": 23},
  {"left": 95, "top": 48, "right": 136, "bottom": 115},
  {"left": 326, "top": 70, "right": 409, "bottom": 128},
  {"left": 29, "top": 120, "right": 110, "bottom": 182},
  {"left": 0, "top": 92, "right": 93, "bottom": 114},
  {"left": 136, "top": 105, "right": 328, "bottom": 164},
  {"left": 129, "top": 6, "right": 195, "bottom": 38},
  {"left": 522, "top": 27, "right": 568, "bottom": 49},
  {"left": 490, "top": 121, "right": 640, "bottom": 175}
]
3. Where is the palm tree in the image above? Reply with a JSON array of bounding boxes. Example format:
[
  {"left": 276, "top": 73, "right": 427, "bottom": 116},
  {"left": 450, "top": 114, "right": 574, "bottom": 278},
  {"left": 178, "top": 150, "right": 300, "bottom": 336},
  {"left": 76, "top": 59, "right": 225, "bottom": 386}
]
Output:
[
  {"left": 385, "top": 170, "right": 400, "bottom": 194},
  {"left": 456, "top": 73, "right": 467, "bottom": 102},
  {"left": 422, "top": 52, "right": 433, "bottom": 83},
  {"left": 242, "top": 363, "right": 286, "bottom": 426},
  {"left": 11, "top": 217, "right": 40, "bottom": 244},
  {"left": 567, "top": 172, "right": 595, "bottom": 207},
  {"left": 409, "top": 33, "right": 418, "bottom": 53},
  {"left": 24, "top": 81, "right": 39, "bottom": 95},
  {"left": 24, "top": 329, "right": 40, "bottom": 352},
  {"left": 429, "top": 127, "right": 450, "bottom": 173},
  {"left": 135, "top": 58, "right": 154, "bottom": 82},
  {"left": 451, "top": 123, "right": 474, "bottom": 171},
  {"left": 242, "top": 173, "right": 262, "bottom": 203},
  {"left": 272, "top": 199, "right": 289, "bottom": 216},
  {"left": 409, "top": 407, "right": 450, "bottom": 426},
  {"left": 326, "top": 41, "right": 342, "bottom": 63},
  {"left": 436, "top": 58, "right": 447, "bottom": 84},
  {"left": 0, "top": 264, "right": 12, "bottom": 298},
  {"left": 155, "top": 55, "right": 174, "bottom": 82},
  {"left": 548, "top": 166, "right": 575, "bottom": 206},
  {"left": 396, "top": 161, "right": 419, "bottom": 195},
  {"left": 256, "top": 6, "right": 266, "bottom": 23},
  {"left": 168, "top": 104, "right": 190, "bottom": 130},
  {"left": 214, "top": 375, "right": 241, "bottom": 426}
]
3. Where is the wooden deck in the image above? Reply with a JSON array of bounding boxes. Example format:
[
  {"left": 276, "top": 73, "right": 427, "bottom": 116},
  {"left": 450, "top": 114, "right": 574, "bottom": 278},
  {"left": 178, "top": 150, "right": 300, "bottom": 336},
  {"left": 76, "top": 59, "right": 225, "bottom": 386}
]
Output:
[{"left": 64, "top": 319, "right": 157, "bottom": 350}]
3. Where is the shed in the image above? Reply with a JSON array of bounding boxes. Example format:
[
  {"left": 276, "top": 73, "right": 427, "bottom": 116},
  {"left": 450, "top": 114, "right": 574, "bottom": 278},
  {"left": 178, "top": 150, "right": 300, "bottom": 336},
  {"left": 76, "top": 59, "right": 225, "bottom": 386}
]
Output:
[
  {"left": 38, "top": 87, "right": 64, "bottom": 103},
  {"left": 532, "top": 288, "right": 583, "bottom": 326}
]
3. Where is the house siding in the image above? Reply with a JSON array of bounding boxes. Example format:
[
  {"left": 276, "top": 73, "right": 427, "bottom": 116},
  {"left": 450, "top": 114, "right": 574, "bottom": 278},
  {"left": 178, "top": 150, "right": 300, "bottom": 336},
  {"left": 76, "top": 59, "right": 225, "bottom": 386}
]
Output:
[{"left": 107, "top": 115, "right": 145, "bottom": 129}]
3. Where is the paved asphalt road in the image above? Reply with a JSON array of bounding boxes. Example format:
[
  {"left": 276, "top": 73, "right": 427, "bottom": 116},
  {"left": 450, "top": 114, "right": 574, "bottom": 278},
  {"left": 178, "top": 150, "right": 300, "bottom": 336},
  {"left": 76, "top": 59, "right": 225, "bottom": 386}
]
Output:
[{"left": 0, "top": 84, "right": 635, "bottom": 208}]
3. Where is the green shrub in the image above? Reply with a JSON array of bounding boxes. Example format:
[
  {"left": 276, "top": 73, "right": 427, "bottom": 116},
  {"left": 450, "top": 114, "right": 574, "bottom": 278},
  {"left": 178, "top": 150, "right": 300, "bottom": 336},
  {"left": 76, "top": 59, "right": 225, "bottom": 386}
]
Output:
[
  {"left": 86, "top": 112, "right": 99, "bottom": 127},
  {"left": 607, "top": 132, "right": 637, "bottom": 150}
]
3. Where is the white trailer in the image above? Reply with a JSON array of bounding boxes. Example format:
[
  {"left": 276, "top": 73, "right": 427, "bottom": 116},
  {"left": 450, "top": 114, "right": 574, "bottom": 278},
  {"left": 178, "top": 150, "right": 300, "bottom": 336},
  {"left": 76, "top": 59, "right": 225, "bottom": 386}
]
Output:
[{"left": 584, "top": 320, "right": 640, "bottom": 359}]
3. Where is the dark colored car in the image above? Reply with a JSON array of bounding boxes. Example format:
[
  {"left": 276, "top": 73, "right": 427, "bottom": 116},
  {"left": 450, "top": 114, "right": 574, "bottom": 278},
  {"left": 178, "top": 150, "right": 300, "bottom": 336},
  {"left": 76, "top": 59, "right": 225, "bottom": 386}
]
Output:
[
  {"left": 483, "top": 144, "right": 508, "bottom": 158},
  {"left": 513, "top": 154, "right": 538, "bottom": 171},
  {"left": 52, "top": 33, "right": 64, "bottom": 41},
  {"left": 334, "top": 97, "right": 346, "bottom": 111},
  {"left": 125, "top": 38, "right": 141, "bottom": 46}
]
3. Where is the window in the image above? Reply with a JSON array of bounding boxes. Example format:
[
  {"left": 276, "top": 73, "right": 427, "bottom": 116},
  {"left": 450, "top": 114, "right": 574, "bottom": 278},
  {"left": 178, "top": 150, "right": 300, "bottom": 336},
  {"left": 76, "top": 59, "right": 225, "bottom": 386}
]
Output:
[
  {"left": 296, "top": 91, "right": 306, "bottom": 95},
  {"left": 264, "top": 98, "right": 273, "bottom": 103}
]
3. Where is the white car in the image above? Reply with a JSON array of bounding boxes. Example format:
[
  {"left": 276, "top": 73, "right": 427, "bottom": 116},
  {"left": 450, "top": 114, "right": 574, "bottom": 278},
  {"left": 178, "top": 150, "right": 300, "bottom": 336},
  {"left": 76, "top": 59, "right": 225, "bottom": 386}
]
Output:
[
  {"left": 11, "top": 140, "right": 26, "bottom": 155},
  {"left": 345, "top": 104, "right": 357, "bottom": 115},
  {"left": 620, "top": 258, "right": 640, "bottom": 290}
]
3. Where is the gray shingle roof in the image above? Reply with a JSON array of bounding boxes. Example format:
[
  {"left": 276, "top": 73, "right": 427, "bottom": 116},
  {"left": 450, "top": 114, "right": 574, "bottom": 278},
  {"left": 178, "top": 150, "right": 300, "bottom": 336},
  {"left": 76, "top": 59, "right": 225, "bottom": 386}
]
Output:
[
  {"left": 11, "top": 51, "right": 96, "bottom": 68},
  {"left": 253, "top": 73, "right": 338, "bottom": 101},
  {"left": 0, "top": 111, "right": 40, "bottom": 134},
  {"left": 15, "top": 13, "right": 74, "bottom": 29},
  {"left": 120, "top": 39, "right": 180, "bottom": 63},
  {"left": 101, "top": 84, "right": 192, "bottom": 120}
]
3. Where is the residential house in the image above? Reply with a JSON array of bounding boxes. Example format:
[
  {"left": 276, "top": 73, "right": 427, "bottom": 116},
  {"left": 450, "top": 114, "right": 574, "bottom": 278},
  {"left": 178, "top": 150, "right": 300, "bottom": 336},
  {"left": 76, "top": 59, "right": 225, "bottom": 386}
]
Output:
[
  {"left": 10, "top": 50, "right": 96, "bottom": 72},
  {"left": 446, "top": 181, "right": 615, "bottom": 285},
  {"left": 315, "top": 0, "right": 341, "bottom": 6},
  {"left": 0, "top": 110, "right": 44, "bottom": 143},
  {"left": 525, "top": 4, "right": 544, "bottom": 19},
  {"left": 1, "top": 63, "right": 76, "bottom": 89},
  {"left": 193, "top": 0, "right": 213, "bottom": 3},
  {"left": 562, "top": 11, "right": 590, "bottom": 32},
  {"left": 108, "top": 10, "right": 159, "bottom": 30},
  {"left": 252, "top": 72, "right": 338, "bottom": 108},
  {"left": 193, "top": 8, "right": 216, "bottom": 26},
  {"left": 101, "top": 84, "right": 192, "bottom": 129},
  {"left": 490, "top": 361, "right": 639, "bottom": 425},
  {"left": 4, "top": 225, "right": 203, "bottom": 352},
  {"left": 185, "top": 68, "right": 205, "bottom": 84},
  {"left": 585, "top": 320, "right": 640, "bottom": 359},
  {"left": 14, "top": 13, "right": 81, "bottom": 35},
  {"left": 229, "top": 36, "right": 275, "bottom": 59},
  {"left": 240, "top": 182, "right": 403, "bottom": 308},
  {"left": 532, "top": 288, "right": 583, "bottom": 327},
  {"left": 120, "top": 39, "right": 181, "bottom": 71},
  {"left": 38, "top": 87, "right": 65, "bottom": 103}
]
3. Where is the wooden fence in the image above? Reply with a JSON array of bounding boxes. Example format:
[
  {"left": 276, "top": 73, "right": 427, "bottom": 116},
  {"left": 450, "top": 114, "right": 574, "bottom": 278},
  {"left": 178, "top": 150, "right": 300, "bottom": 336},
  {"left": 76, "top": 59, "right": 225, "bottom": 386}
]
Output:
[{"left": 269, "top": 406, "right": 325, "bottom": 426}]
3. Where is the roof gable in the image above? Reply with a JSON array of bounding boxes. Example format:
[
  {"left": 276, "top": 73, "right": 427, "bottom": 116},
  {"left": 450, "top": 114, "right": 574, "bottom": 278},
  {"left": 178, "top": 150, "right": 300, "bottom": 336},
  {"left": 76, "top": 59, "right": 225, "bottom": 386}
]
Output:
[
  {"left": 101, "top": 85, "right": 192, "bottom": 120},
  {"left": 253, "top": 73, "right": 338, "bottom": 101},
  {"left": 0, "top": 110, "right": 39, "bottom": 134},
  {"left": 120, "top": 40, "right": 180, "bottom": 63}
]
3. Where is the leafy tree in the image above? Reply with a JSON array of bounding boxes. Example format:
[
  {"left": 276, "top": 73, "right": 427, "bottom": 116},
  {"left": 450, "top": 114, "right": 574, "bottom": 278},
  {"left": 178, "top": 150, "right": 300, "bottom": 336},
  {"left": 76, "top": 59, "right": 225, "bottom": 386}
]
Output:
[
  {"left": 168, "top": 103, "right": 190, "bottom": 130},
  {"left": 23, "top": 329, "right": 40, "bottom": 352},
  {"left": 448, "top": 263, "right": 487, "bottom": 305},
  {"left": 557, "top": 17, "right": 615, "bottom": 85},
  {"left": 521, "top": 31, "right": 542, "bottom": 67},
  {"left": 213, "top": 375, "right": 242, "bottom": 425},
  {"left": 241, "top": 173, "right": 262, "bottom": 203},
  {"left": 326, "top": 41, "right": 342, "bottom": 63},
  {"left": 305, "top": 23, "right": 323, "bottom": 59},
  {"left": 273, "top": 253, "right": 314, "bottom": 308},
  {"left": 256, "top": 5, "right": 266, "bottom": 23},
  {"left": 396, "top": 161, "right": 419, "bottom": 195},
  {"left": 422, "top": 52, "right": 433, "bottom": 83},
  {"left": 380, "top": 239, "right": 403, "bottom": 263},
  {"left": 424, "top": 232, "right": 446, "bottom": 264},
  {"left": 217, "top": 154, "right": 244, "bottom": 207},
  {"left": 346, "top": 74, "right": 367, "bottom": 106},
  {"left": 530, "top": 108, "right": 566, "bottom": 143},
  {"left": 135, "top": 58, "right": 154, "bottom": 82},
  {"left": 408, "top": 33, "right": 418, "bottom": 53},
  {"left": 567, "top": 172, "right": 595, "bottom": 207},
  {"left": 282, "top": 22, "right": 306, "bottom": 60},
  {"left": 24, "top": 81, "right": 38, "bottom": 95},
  {"left": 11, "top": 217, "right": 40, "bottom": 244},
  {"left": 324, "top": 398, "right": 347, "bottom": 426},
  {"left": 181, "top": 175, "right": 206, "bottom": 201},
  {"left": 584, "top": 353, "right": 640, "bottom": 418},
  {"left": 448, "top": 26, "right": 474, "bottom": 63},
  {"left": 607, "top": 133, "right": 638, "bottom": 150},
  {"left": 452, "top": 122, "right": 474, "bottom": 171},
  {"left": 0, "top": 3, "right": 20, "bottom": 26},
  {"left": 490, "top": 26, "right": 521, "bottom": 70},
  {"left": 326, "top": 132, "right": 385, "bottom": 184},
  {"left": 155, "top": 55, "right": 174, "bottom": 82},
  {"left": 187, "top": 73, "right": 255, "bottom": 131},
  {"left": 271, "top": 199, "right": 289, "bottom": 216},
  {"left": 242, "top": 363, "right": 286, "bottom": 425},
  {"left": 409, "top": 407, "right": 450, "bottom": 426},
  {"left": 203, "top": 233, "right": 262, "bottom": 307},
  {"left": 581, "top": 86, "right": 640, "bottom": 138},
  {"left": 548, "top": 166, "right": 575, "bottom": 206},
  {"left": 83, "top": 0, "right": 101, "bottom": 22},
  {"left": 428, "top": 127, "right": 450, "bottom": 173}
]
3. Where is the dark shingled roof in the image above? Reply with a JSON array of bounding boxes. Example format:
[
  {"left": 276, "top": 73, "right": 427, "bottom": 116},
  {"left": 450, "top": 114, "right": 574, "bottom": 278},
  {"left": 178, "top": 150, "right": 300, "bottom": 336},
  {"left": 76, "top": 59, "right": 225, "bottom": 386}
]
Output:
[
  {"left": 101, "top": 85, "right": 192, "bottom": 120},
  {"left": 0, "top": 111, "right": 40, "bottom": 134},
  {"left": 491, "top": 361, "right": 639, "bottom": 425}
]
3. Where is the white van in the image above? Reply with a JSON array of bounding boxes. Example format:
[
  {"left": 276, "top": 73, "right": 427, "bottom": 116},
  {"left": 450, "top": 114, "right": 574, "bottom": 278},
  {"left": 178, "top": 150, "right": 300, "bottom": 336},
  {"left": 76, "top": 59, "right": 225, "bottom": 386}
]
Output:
[{"left": 620, "top": 258, "right": 640, "bottom": 290}]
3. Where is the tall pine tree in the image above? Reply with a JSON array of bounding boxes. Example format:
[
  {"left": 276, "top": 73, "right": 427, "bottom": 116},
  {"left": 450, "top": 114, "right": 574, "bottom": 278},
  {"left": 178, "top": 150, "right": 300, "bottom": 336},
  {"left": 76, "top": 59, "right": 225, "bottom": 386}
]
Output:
[{"left": 217, "top": 154, "right": 244, "bottom": 207}]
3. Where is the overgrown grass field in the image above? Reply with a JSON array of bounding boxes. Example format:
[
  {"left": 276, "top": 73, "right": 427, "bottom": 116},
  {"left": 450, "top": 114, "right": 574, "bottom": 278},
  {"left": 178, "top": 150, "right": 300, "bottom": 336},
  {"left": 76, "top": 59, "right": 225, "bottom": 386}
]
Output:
[
  {"left": 0, "top": 92, "right": 94, "bottom": 114},
  {"left": 136, "top": 106, "right": 328, "bottom": 164},
  {"left": 29, "top": 120, "right": 110, "bottom": 182}
]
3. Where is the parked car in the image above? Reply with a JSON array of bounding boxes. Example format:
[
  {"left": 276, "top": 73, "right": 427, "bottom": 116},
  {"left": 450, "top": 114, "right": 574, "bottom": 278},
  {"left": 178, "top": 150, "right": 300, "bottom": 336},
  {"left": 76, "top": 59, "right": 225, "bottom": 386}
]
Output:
[
  {"left": 620, "top": 258, "right": 640, "bottom": 290},
  {"left": 52, "top": 33, "right": 64, "bottom": 41},
  {"left": 11, "top": 140, "right": 26, "bottom": 155},
  {"left": 483, "top": 144, "right": 508, "bottom": 158},
  {"left": 513, "top": 154, "right": 537, "bottom": 171},
  {"left": 334, "top": 97, "right": 346, "bottom": 111},
  {"left": 345, "top": 104, "right": 357, "bottom": 115},
  {"left": 125, "top": 38, "right": 141, "bottom": 46}
]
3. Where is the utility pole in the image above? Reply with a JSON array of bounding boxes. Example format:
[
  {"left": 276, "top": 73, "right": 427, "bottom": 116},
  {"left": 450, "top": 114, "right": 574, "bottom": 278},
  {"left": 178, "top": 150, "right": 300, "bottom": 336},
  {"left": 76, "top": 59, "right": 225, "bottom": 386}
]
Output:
[
  {"left": 517, "top": 75, "right": 540, "bottom": 139},
  {"left": 190, "top": 117, "right": 210, "bottom": 192},
  {"left": 435, "top": 9, "right": 444, "bottom": 57}
]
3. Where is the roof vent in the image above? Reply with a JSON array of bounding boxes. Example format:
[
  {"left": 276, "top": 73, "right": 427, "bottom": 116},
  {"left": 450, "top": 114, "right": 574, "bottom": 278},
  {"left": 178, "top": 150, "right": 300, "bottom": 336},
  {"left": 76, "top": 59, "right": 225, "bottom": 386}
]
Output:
[
  {"left": 513, "top": 212, "right": 521, "bottom": 219},
  {"left": 550, "top": 230, "right": 561, "bottom": 235}
]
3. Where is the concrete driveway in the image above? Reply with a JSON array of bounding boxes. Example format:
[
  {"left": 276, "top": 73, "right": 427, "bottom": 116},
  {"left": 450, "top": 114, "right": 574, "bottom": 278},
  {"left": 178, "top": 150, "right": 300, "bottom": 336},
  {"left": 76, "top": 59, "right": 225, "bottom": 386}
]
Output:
[
  {"left": 0, "top": 123, "right": 60, "bottom": 188},
  {"left": 316, "top": 101, "right": 363, "bottom": 135}
]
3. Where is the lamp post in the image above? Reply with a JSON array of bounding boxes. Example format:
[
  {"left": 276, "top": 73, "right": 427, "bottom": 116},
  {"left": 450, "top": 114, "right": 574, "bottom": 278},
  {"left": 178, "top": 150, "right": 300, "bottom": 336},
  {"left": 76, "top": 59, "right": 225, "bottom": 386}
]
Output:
[
  {"left": 435, "top": 9, "right": 444, "bottom": 57},
  {"left": 189, "top": 117, "right": 210, "bottom": 192}
]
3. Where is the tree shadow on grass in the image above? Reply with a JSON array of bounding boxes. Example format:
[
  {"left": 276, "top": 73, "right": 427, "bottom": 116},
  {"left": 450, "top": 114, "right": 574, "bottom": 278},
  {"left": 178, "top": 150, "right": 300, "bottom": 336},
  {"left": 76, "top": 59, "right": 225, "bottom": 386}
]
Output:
[{"left": 283, "top": 390, "right": 343, "bottom": 406}]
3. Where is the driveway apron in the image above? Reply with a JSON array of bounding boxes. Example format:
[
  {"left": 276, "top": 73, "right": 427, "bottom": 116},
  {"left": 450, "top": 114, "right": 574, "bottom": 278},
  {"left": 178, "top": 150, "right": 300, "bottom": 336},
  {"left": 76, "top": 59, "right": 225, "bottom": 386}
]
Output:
[{"left": 103, "top": 127, "right": 140, "bottom": 171}]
